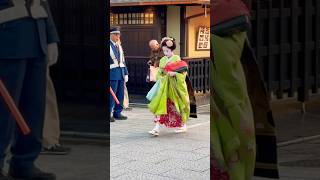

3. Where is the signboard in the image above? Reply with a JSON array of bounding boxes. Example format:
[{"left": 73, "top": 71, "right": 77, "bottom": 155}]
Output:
[{"left": 196, "top": 26, "right": 210, "bottom": 50}]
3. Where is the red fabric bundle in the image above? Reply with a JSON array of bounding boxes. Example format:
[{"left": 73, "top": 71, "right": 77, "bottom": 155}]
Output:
[
  {"left": 164, "top": 60, "right": 188, "bottom": 73},
  {"left": 211, "top": 0, "right": 251, "bottom": 26}
]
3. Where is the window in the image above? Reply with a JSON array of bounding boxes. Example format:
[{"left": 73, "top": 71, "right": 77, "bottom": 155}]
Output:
[{"left": 110, "top": 12, "right": 155, "bottom": 25}]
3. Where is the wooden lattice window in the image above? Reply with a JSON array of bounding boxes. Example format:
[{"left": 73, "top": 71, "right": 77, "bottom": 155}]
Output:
[{"left": 110, "top": 12, "right": 154, "bottom": 25}]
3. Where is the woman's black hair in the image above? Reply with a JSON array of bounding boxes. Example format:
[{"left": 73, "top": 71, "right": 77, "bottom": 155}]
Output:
[{"left": 161, "top": 37, "right": 176, "bottom": 51}]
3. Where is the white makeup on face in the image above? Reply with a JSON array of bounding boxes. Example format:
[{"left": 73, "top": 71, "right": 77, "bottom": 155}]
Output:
[{"left": 162, "top": 46, "right": 173, "bottom": 57}]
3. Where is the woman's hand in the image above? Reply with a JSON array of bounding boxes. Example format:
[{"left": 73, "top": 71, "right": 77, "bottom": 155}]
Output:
[{"left": 168, "top": 71, "right": 176, "bottom": 76}]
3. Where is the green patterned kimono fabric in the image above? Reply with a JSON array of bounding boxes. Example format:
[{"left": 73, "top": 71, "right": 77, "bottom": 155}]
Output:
[
  {"left": 211, "top": 31, "right": 279, "bottom": 179},
  {"left": 148, "top": 55, "right": 190, "bottom": 123},
  {"left": 241, "top": 37, "right": 279, "bottom": 178},
  {"left": 211, "top": 32, "right": 256, "bottom": 180}
]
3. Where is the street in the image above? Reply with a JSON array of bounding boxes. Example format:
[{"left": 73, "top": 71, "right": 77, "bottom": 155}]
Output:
[
  {"left": 110, "top": 107, "right": 210, "bottom": 180},
  {"left": 11, "top": 96, "right": 320, "bottom": 180}
]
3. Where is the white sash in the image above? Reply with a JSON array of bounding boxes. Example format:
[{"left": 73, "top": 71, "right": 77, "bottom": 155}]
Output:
[
  {"left": 0, "top": 0, "right": 29, "bottom": 24},
  {"left": 30, "top": 0, "right": 48, "bottom": 19},
  {"left": 0, "top": 0, "right": 48, "bottom": 24},
  {"left": 110, "top": 44, "right": 126, "bottom": 69}
]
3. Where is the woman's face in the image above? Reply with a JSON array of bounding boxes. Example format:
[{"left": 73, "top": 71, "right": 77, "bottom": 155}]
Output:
[{"left": 162, "top": 46, "right": 173, "bottom": 57}]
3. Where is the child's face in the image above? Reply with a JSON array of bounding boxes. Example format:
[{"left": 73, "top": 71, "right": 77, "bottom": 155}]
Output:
[{"left": 162, "top": 46, "right": 173, "bottom": 57}]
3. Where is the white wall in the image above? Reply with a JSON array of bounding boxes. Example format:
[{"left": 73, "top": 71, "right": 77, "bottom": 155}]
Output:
[
  {"left": 166, "top": 6, "right": 181, "bottom": 55},
  {"left": 186, "top": 6, "right": 210, "bottom": 58}
]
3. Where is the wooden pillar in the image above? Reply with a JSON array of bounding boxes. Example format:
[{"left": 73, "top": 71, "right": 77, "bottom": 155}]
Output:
[{"left": 180, "top": 5, "right": 186, "bottom": 57}]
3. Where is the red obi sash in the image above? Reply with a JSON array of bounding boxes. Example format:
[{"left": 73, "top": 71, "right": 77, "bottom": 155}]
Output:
[{"left": 164, "top": 60, "right": 188, "bottom": 73}]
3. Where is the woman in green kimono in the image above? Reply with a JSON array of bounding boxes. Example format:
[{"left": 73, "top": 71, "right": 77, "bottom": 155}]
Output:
[
  {"left": 211, "top": 32, "right": 256, "bottom": 180},
  {"left": 148, "top": 37, "right": 190, "bottom": 136}
]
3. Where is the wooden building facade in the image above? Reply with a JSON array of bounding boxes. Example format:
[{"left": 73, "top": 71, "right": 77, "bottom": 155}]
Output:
[{"left": 110, "top": 0, "right": 211, "bottom": 94}]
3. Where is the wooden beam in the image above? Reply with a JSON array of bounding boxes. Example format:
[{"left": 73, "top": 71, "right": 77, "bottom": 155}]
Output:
[{"left": 186, "top": 11, "right": 210, "bottom": 20}]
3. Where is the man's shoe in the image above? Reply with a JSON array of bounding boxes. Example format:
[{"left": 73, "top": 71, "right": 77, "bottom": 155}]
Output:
[
  {"left": 41, "top": 144, "right": 70, "bottom": 155},
  {"left": 9, "top": 166, "right": 56, "bottom": 180},
  {"left": 113, "top": 114, "right": 127, "bottom": 120},
  {"left": 110, "top": 116, "right": 115, "bottom": 122}
]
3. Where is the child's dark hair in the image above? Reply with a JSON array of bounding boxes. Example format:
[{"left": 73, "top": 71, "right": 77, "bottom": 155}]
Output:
[{"left": 161, "top": 37, "right": 176, "bottom": 51}]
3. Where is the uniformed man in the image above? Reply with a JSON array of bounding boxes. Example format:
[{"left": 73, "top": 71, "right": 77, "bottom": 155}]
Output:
[
  {"left": 0, "top": 0, "right": 59, "bottom": 179},
  {"left": 110, "top": 26, "right": 128, "bottom": 122}
]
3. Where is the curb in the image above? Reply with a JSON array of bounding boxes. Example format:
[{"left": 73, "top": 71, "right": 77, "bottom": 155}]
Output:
[
  {"left": 60, "top": 132, "right": 320, "bottom": 147},
  {"left": 277, "top": 134, "right": 320, "bottom": 147},
  {"left": 129, "top": 103, "right": 148, "bottom": 108},
  {"left": 61, "top": 131, "right": 108, "bottom": 139}
]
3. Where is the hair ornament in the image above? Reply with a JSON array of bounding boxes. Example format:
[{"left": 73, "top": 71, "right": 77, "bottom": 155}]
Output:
[
  {"left": 166, "top": 40, "right": 173, "bottom": 47},
  {"left": 161, "top": 37, "right": 174, "bottom": 44}
]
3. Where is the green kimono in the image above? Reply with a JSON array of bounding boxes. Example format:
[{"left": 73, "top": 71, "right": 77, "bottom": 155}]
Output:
[
  {"left": 211, "top": 32, "right": 256, "bottom": 180},
  {"left": 148, "top": 55, "right": 190, "bottom": 126}
]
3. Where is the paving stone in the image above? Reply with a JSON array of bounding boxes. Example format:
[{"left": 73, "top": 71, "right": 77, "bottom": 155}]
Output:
[
  {"left": 111, "top": 165, "right": 137, "bottom": 178},
  {"left": 152, "top": 150, "right": 208, "bottom": 161},
  {"left": 114, "top": 161, "right": 173, "bottom": 175},
  {"left": 114, "top": 172, "right": 176, "bottom": 180},
  {"left": 161, "top": 168, "right": 208, "bottom": 180},
  {"left": 111, "top": 157, "right": 134, "bottom": 167},
  {"left": 111, "top": 107, "right": 210, "bottom": 179},
  {"left": 192, "top": 147, "right": 210, "bottom": 156},
  {"left": 157, "top": 158, "right": 210, "bottom": 172}
]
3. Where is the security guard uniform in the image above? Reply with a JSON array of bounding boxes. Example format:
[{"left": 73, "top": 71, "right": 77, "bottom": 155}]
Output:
[
  {"left": 0, "top": 0, "right": 59, "bottom": 179},
  {"left": 110, "top": 27, "right": 128, "bottom": 121}
]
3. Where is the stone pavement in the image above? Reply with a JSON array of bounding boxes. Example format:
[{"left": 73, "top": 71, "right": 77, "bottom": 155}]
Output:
[
  {"left": 254, "top": 95, "right": 320, "bottom": 180},
  {"left": 254, "top": 138, "right": 320, "bottom": 180},
  {"left": 109, "top": 96, "right": 320, "bottom": 180},
  {"left": 7, "top": 95, "right": 318, "bottom": 180},
  {"left": 110, "top": 107, "right": 210, "bottom": 180},
  {"left": 271, "top": 95, "right": 320, "bottom": 142},
  {"left": 2, "top": 138, "right": 108, "bottom": 180}
]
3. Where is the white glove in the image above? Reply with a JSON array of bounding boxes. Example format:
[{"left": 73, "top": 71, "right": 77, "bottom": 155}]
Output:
[
  {"left": 47, "top": 43, "right": 59, "bottom": 66},
  {"left": 30, "top": 0, "right": 48, "bottom": 19},
  {"left": 124, "top": 75, "right": 129, "bottom": 82}
]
